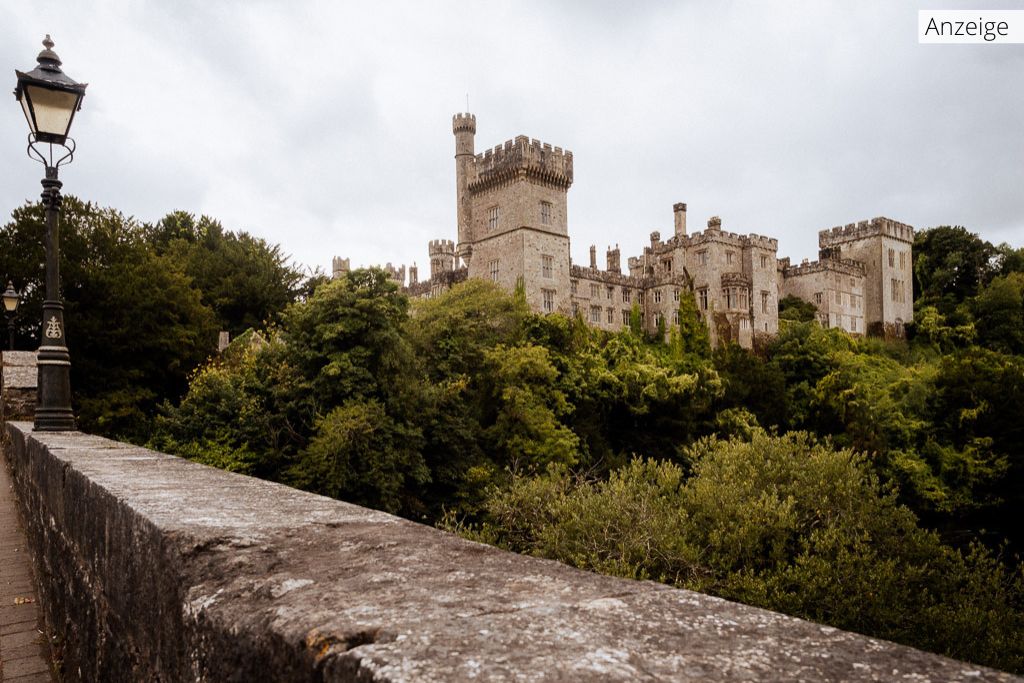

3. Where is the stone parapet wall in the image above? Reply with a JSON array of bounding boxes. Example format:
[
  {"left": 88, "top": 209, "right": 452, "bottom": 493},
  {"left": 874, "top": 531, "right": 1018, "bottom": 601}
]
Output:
[
  {"left": 4, "top": 423, "right": 1012, "bottom": 682},
  {"left": 1, "top": 351, "right": 37, "bottom": 422}
]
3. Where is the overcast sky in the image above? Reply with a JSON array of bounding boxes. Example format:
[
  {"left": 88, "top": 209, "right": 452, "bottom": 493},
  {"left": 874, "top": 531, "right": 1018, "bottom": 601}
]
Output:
[{"left": 2, "top": 1, "right": 1022, "bottom": 276}]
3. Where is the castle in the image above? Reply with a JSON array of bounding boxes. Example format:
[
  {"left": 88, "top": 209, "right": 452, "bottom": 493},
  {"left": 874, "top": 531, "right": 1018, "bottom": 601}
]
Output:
[{"left": 333, "top": 113, "right": 914, "bottom": 347}]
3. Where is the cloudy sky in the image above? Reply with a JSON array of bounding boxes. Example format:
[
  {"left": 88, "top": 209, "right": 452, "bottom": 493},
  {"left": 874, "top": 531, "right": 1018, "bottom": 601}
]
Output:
[{"left": 2, "top": 1, "right": 1022, "bottom": 276}]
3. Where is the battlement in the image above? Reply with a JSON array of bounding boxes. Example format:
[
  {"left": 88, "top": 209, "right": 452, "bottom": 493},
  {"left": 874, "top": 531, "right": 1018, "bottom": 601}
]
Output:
[
  {"left": 469, "top": 135, "right": 573, "bottom": 192},
  {"left": 452, "top": 112, "right": 476, "bottom": 134},
  {"left": 428, "top": 239, "right": 456, "bottom": 256},
  {"left": 819, "top": 217, "right": 915, "bottom": 248},
  {"left": 677, "top": 228, "right": 779, "bottom": 252},
  {"left": 783, "top": 257, "right": 867, "bottom": 280}
]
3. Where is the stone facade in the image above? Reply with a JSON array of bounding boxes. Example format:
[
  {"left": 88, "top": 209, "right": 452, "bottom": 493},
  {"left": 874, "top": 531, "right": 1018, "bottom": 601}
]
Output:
[
  {"left": 332, "top": 113, "right": 914, "bottom": 347},
  {"left": 1, "top": 350, "right": 37, "bottom": 421}
]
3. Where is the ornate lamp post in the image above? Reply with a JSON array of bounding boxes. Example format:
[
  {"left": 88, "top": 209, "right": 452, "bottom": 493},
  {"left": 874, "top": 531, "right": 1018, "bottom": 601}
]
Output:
[
  {"left": 2, "top": 281, "right": 20, "bottom": 350},
  {"left": 14, "top": 35, "right": 87, "bottom": 431}
]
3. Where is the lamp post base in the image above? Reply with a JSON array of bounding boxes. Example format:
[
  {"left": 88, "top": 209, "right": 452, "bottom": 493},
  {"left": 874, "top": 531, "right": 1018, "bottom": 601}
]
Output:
[{"left": 33, "top": 299, "right": 75, "bottom": 432}]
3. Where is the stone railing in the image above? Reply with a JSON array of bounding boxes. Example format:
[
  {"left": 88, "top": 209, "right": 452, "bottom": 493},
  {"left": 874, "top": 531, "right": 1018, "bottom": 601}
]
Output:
[{"left": 2, "top": 423, "right": 1014, "bottom": 682}]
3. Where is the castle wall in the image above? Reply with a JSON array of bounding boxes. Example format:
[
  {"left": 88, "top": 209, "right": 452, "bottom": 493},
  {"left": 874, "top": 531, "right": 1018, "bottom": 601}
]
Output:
[
  {"left": 819, "top": 218, "right": 913, "bottom": 337},
  {"left": 781, "top": 259, "right": 867, "bottom": 334}
]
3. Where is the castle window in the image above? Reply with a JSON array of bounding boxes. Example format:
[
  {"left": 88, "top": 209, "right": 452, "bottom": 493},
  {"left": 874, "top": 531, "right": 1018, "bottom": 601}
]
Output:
[
  {"left": 654, "top": 290, "right": 662, "bottom": 304},
  {"left": 542, "top": 254, "right": 553, "bottom": 279},
  {"left": 761, "top": 291, "right": 769, "bottom": 314},
  {"left": 673, "top": 310, "right": 681, "bottom": 325},
  {"left": 571, "top": 279, "right": 578, "bottom": 294},
  {"left": 725, "top": 288, "right": 735, "bottom": 309},
  {"left": 814, "top": 292, "right": 823, "bottom": 305},
  {"left": 622, "top": 288, "right": 631, "bottom": 304},
  {"left": 622, "top": 310, "right": 630, "bottom": 325},
  {"left": 656, "top": 313, "right": 665, "bottom": 327},
  {"left": 607, "top": 307, "right": 614, "bottom": 323},
  {"left": 697, "top": 288, "right": 708, "bottom": 310},
  {"left": 900, "top": 251, "right": 906, "bottom": 270},
  {"left": 850, "top": 316, "right": 857, "bottom": 332},
  {"left": 590, "top": 284, "right": 600, "bottom": 298},
  {"left": 726, "top": 251, "right": 735, "bottom": 265},
  {"left": 540, "top": 201, "right": 552, "bottom": 226},
  {"left": 662, "top": 259, "right": 672, "bottom": 272},
  {"left": 606, "top": 286, "right": 614, "bottom": 300},
  {"left": 888, "top": 248, "right": 895, "bottom": 267},
  {"left": 740, "top": 318, "right": 749, "bottom": 331},
  {"left": 488, "top": 259, "right": 499, "bottom": 282},
  {"left": 542, "top": 289, "right": 555, "bottom": 313},
  {"left": 572, "top": 302, "right": 579, "bottom": 317},
  {"left": 673, "top": 288, "right": 680, "bottom": 302},
  {"left": 697, "top": 250, "right": 708, "bottom": 266},
  {"left": 590, "top": 306, "right": 601, "bottom": 323},
  {"left": 760, "top": 254, "right": 768, "bottom": 268},
  {"left": 638, "top": 292, "right": 645, "bottom": 305},
  {"left": 738, "top": 289, "right": 748, "bottom": 309},
  {"left": 488, "top": 205, "right": 500, "bottom": 231}
]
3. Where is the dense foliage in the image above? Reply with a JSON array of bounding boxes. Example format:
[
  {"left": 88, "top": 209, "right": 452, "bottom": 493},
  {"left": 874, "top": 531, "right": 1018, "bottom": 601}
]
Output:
[{"left": 0, "top": 199, "right": 305, "bottom": 440}]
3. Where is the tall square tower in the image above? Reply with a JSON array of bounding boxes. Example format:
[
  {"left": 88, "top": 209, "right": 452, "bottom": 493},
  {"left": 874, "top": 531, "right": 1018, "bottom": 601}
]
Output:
[{"left": 452, "top": 114, "right": 574, "bottom": 314}]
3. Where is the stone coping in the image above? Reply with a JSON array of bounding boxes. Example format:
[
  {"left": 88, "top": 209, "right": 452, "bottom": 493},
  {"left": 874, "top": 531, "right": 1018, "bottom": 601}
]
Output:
[{"left": 3, "top": 423, "right": 1017, "bottom": 682}]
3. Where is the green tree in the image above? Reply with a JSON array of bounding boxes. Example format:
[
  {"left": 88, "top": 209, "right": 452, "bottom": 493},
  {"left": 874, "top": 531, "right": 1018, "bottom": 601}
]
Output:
[
  {"left": 914, "top": 226, "right": 996, "bottom": 311},
  {"left": 148, "top": 212, "right": 304, "bottom": 337},
  {"left": 778, "top": 294, "right": 818, "bottom": 322},
  {"left": 972, "top": 272, "right": 1024, "bottom": 355},
  {"left": 0, "top": 199, "right": 218, "bottom": 440}
]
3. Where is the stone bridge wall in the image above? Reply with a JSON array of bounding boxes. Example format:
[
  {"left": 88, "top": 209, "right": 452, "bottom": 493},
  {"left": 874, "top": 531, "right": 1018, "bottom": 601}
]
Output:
[{"left": 2, "top": 423, "right": 1014, "bottom": 682}]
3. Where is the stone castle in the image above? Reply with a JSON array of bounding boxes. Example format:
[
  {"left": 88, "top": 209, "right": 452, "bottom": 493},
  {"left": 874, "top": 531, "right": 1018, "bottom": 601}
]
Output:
[{"left": 333, "top": 113, "right": 914, "bottom": 347}]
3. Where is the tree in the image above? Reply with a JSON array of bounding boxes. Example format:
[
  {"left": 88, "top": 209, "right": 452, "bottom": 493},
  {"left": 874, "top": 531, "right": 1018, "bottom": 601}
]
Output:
[
  {"left": 778, "top": 294, "right": 818, "bottom": 322},
  {"left": 148, "top": 212, "right": 304, "bottom": 337},
  {"left": 913, "top": 226, "right": 996, "bottom": 311},
  {"left": 972, "top": 272, "right": 1024, "bottom": 355},
  {"left": 0, "top": 199, "right": 218, "bottom": 440}
]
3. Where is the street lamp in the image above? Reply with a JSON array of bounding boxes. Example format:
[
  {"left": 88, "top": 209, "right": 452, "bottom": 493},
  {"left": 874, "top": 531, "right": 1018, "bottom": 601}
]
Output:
[
  {"left": 14, "top": 35, "right": 87, "bottom": 431},
  {"left": 2, "top": 281, "right": 20, "bottom": 351}
]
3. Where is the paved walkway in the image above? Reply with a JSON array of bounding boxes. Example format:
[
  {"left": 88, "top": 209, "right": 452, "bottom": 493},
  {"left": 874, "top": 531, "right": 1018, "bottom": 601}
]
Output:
[{"left": 0, "top": 455, "right": 55, "bottom": 683}]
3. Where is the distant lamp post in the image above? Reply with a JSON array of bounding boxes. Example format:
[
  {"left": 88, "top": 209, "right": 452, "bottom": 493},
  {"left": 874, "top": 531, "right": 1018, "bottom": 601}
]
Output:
[
  {"left": 2, "top": 281, "right": 20, "bottom": 351},
  {"left": 14, "top": 35, "right": 87, "bottom": 431}
]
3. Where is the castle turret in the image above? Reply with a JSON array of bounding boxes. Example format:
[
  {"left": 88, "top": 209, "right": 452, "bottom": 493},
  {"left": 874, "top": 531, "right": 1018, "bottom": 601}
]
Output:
[
  {"left": 606, "top": 245, "right": 621, "bottom": 274},
  {"left": 673, "top": 202, "right": 687, "bottom": 237},
  {"left": 332, "top": 256, "right": 350, "bottom": 280},
  {"left": 589, "top": 245, "right": 597, "bottom": 269},
  {"left": 453, "top": 112, "right": 476, "bottom": 267},
  {"left": 429, "top": 239, "right": 456, "bottom": 279},
  {"left": 409, "top": 262, "right": 418, "bottom": 285}
]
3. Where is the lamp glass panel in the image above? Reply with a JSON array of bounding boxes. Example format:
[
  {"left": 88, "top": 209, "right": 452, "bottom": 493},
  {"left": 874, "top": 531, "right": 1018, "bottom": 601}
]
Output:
[
  {"left": 24, "top": 84, "right": 78, "bottom": 137},
  {"left": 2, "top": 295, "right": 17, "bottom": 313},
  {"left": 19, "top": 95, "right": 34, "bottom": 134}
]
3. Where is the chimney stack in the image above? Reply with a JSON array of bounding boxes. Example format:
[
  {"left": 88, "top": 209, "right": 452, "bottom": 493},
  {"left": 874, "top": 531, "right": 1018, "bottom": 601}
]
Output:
[
  {"left": 589, "top": 244, "right": 597, "bottom": 269},
  {"left": 673, "top": 202, "right": 687, "bottom": 237}
]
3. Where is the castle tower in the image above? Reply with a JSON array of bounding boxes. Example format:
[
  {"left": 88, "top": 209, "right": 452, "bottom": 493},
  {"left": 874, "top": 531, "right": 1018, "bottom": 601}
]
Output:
[
  {"left": 331, "top": 256, "right": 350, "bottom": 280},
  {"left": 452, "top": 114, "right": 575, "bottom": 316},
  {"left": 817, "top": 217, "right": 914, "bottom": 337},
  {"left": 453, "top": 113, "right": 477, "bottom": 267},
  {"left": 428, "top": 239, "right": 456, "bottom": 279}
]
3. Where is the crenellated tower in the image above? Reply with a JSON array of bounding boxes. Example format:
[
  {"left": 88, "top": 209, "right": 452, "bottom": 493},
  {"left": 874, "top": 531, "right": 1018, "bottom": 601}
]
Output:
[
  {"left": 428, "top": 239, "right": 456, "bottom": 279},
  {"left": 453, "top": 113, "right": 477, "bottom": 267},
  {"left": 450, "top": 113, "right": 574, "bottom": 315}
]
